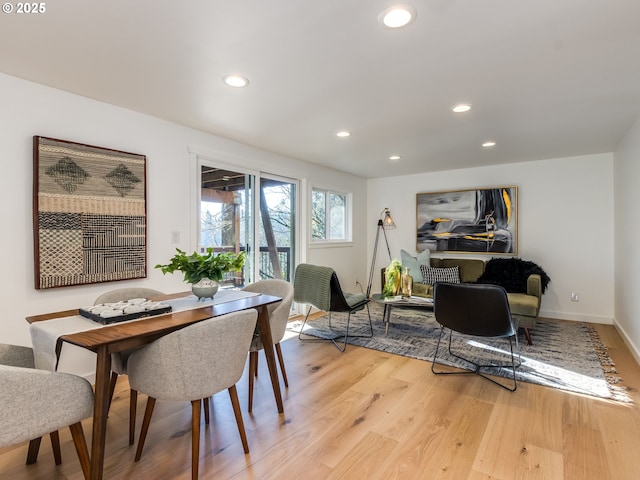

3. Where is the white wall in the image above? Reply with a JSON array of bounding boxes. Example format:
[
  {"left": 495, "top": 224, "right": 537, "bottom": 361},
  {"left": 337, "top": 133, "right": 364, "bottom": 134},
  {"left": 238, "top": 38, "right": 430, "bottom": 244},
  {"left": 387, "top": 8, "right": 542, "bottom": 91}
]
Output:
[
  {"left": 367, "top": 153, "right": 615, "bottom": 324},
  {"left": 614, "top": 116, "right": 640, "bottom": 364},
  {"left": 0, "top": 73, "right": 367, "bottom": 374},
  {"left": 5, "top": 69, "right": 634, "bottom": 371}
]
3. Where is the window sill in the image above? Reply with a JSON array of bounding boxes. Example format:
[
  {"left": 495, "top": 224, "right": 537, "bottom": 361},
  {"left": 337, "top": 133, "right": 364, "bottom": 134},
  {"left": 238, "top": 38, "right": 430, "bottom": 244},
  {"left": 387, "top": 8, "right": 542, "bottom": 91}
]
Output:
[{"left": 309, "top": 241, "right": 354, "bottom": 249}]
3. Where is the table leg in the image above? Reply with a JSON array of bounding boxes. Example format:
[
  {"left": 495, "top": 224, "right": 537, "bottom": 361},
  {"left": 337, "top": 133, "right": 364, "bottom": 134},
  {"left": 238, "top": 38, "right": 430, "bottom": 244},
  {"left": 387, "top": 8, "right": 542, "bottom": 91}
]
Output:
[
  {"left": 90, "top": 347, "right": 112, "bottom": 480},
  {"left": 256, "top": 305, "right": 284, "bottom": 413},
  {"left": 384, "top": 304, "right": 392, "bottom": 335}
]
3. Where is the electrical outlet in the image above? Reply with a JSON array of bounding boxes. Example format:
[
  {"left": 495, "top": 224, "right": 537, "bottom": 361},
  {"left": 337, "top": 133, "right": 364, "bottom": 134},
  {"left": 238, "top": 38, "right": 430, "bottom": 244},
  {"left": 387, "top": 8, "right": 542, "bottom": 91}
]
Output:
[
  {"left": 171, "top": 231, "right": 180, "bottom": 244},
  {"left": 571, "top": 292, "right": 579, "bottom": 302}
]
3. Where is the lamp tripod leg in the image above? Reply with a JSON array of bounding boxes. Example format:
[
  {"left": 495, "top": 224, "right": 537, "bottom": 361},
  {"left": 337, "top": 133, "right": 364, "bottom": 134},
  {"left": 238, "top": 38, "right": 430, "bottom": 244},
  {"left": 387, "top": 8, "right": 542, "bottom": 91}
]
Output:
[
  {"left": 366, "top": 219, "right": 393, "bottom": 298},
  {"left": 366, "top": 223, "right": 382, "bottom": 298}
]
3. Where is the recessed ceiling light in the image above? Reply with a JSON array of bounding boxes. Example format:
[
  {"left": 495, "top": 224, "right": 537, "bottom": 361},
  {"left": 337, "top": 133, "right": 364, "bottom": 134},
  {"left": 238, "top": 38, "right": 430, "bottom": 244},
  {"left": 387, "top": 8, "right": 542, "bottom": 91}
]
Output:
[
  {"left": 482, "top": 141, "right": 496, "bottom": 147},
  {"left": 336, "top": 131, "right": 351, "bottom": 137},
  {"left": 223, "top": 74, "right": 249, "bottom": 88},
  {"left": 452, "top": 104, "right": 472, "bottom": 113},
  {"left": 378, "top": 5, "right": 417, "bottom": 29},
  {"left": 389, "top": 155, "right": 401, "bottom": 161}
]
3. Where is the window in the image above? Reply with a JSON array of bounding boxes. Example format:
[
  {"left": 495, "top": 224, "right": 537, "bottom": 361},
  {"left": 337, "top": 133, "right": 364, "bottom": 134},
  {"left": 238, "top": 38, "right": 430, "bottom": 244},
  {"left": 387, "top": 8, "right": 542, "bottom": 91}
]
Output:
[
  {"left": 198, "top": 162, "right": 299, "bottom": 285},
  {"left": 311, "top": 188, "right": 350, "bottom": 242}
]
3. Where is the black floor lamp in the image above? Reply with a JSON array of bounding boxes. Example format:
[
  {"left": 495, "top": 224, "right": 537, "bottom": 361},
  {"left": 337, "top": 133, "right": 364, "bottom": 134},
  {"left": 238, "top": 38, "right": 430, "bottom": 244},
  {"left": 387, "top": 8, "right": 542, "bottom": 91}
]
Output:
[{"left": 366, "top": 208, "right": 396, "bottom": 298}]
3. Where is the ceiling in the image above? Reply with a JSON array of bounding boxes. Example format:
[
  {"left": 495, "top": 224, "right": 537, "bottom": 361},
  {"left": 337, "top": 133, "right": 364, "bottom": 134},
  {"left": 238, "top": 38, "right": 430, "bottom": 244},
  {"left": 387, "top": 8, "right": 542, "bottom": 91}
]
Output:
[{"left": 2, "top": 1, "right": 640, "bottom": 178}]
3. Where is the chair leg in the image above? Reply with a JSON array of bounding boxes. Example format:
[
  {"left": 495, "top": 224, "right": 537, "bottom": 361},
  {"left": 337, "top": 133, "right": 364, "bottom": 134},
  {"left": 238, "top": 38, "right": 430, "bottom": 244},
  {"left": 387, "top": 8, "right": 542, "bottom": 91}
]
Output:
[
  {"left": 203, "top": 397, "right": 210, "bottom": 425},
  {"left": 129, "top": 389, "right": 138, "bottom": 446},
  {"left": 504, "top": 336, "right": 521, "bottom": 391},
  {"left": 298, "top": 306, "right": 347, "bottom": 351},
  {"left": 25, "top": 431, "right": 62, "bottom": 466},
  {"left": 248, "top": 351, "right": 258, "bottom": 412},
  {"left": 332, "top": 304, "right": 371, "bottom": 351},
  {"left": 333, "top": 311, "right": 350, "bottom": 352},
  {"left": 298, "top": 303, "right": 372, "bottom": 352},
  {"left": 249, "top": 346, "right": 287, "bottom": 412},
  {"left": 431, "top": 326, "right": 447, "bottom": 375},
  {"left": 366, "top": 303, "right": 373, "bottom": 336},
  {"left": 351, "top": 303, "right": 374, "bottom": 339},
  {"left": 431, "top": 326, "right": 520, "bottom": 392},
  {"left": 108, "top": 371, "right": 118, "bottom": 411},
  {"left": 297, "top": 306, "right": 314, "bottom": 342},
  {"left": 135, "top": 397, "right": 156, "bottom": 462},
  {"left": 274, "top": 343, "right": 288, "bottom": 387},
  {"left": 336, "top": 303, "right": 374, "bottom": 351},
  {"left": 25, "top": 436, "right": 42, "bottom": 465},
  {"left": 50, "top": 431, "right": 62, "bottom": 465},
  {"left": 191, "top": 400, "right": 201, "bottom": 480},
  {"left": 522, "top": 327, "right": 533, "bottom": 345},
  {"left": 228, "top": 385, "right": 250, "bottom": 454},
  {"left": 69, "top": 422, "right": 90, "bottom": 480}
]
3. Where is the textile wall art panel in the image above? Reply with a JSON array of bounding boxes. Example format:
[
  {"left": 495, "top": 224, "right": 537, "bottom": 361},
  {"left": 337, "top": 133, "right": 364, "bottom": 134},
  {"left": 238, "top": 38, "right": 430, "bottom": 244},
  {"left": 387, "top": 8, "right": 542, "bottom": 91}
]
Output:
[{"left": 33, "top": 136, "right": 147, "bottom": 289}]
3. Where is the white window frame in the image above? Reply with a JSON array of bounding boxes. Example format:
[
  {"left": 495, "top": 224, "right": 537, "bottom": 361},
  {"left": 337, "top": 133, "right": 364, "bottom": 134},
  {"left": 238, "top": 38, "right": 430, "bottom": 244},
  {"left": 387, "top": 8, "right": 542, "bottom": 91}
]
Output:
[{"left": 310, "top": 186, "right": 353, "bottom": 245}]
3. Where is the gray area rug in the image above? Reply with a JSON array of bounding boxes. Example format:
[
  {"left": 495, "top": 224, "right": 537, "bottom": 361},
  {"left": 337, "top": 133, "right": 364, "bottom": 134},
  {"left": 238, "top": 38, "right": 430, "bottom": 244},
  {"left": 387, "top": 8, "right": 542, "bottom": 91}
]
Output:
[{"left": 289, "top": 303, "right": 631, "bottom": 402}]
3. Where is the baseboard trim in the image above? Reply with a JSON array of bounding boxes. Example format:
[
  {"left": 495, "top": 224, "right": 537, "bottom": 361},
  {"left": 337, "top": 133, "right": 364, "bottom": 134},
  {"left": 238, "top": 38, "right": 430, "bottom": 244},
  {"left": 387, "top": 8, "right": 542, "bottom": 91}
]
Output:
[
  {"left": 613, "top": 319, "right": 640, "bottom": 367},
  {"left": 539, "top": 310, "right": 613, "bottom": 324}
]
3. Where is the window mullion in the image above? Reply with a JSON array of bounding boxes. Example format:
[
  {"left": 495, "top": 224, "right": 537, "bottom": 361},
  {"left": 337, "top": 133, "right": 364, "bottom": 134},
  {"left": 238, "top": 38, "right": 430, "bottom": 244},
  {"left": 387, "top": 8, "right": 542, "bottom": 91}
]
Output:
[{"left": 325, "top": 192, "right": 331, "bottom": 239}]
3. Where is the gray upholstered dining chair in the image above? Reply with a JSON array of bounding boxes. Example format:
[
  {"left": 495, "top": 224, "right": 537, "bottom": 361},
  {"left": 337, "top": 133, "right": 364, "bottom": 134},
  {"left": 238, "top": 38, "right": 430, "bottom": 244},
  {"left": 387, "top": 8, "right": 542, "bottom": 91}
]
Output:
[
  {"left": 293, "top": 263, "right": 372, "bottom": 352},
  {"left": 0, "top": 363, "right": 94, "bottom": 479},
  {"left": 241, "top": 279, "right": 294, "bottom": 412},
  {"left": 127, "top": 309, "right": 258, "bottom": 480},
  {"left": 94, "top": 287, "right": 165, "bottom": 305},
  {"left": 432, "top": 282, "right": 521, "bottom": 391},
  {"left": 0, "top": 343, "right": 35, "bottom": 368},
  {"left": 93, "top": 287, "right": 164, "bottom": 445},
  {"left": 0, "top": 343, "right": 61, "bottom": 466}
]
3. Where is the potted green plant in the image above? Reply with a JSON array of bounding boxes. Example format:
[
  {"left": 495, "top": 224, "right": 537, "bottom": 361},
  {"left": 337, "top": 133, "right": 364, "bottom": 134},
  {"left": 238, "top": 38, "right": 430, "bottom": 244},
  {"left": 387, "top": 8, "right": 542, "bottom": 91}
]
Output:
[
  {"left": 382, "top": 258, "right": 403, "bottom": 298},
  {"left": 155, "top": 248, "right": 245, "bottom": 299}
]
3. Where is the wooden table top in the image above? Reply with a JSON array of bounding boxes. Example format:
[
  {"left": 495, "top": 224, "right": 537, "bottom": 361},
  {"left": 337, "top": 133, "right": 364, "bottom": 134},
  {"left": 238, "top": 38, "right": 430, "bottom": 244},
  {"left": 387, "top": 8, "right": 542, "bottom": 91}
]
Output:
[{"left": 27, "top": 291, "right": 282, "bottom": 353}]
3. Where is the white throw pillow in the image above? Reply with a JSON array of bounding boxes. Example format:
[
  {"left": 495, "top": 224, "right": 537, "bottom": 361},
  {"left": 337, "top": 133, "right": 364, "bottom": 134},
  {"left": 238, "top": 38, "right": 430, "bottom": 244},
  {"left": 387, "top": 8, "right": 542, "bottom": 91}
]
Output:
[{"left": 400, "top": 249, "right": 431, "bottom": 283}]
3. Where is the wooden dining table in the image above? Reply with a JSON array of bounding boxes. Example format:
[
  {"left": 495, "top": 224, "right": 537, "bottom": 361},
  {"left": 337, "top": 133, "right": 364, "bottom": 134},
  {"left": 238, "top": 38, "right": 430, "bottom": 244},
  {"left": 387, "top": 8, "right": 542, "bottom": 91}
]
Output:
[{"left": 26, "top": 291, "right": 283, "bottom": 480}]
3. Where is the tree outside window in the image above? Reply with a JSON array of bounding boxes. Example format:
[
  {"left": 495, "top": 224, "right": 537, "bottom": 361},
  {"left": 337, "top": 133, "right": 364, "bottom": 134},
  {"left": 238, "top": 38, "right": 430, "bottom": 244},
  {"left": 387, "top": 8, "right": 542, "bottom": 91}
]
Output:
[{"left": 312, "top": 188, "right": 349, "bottom": 241}]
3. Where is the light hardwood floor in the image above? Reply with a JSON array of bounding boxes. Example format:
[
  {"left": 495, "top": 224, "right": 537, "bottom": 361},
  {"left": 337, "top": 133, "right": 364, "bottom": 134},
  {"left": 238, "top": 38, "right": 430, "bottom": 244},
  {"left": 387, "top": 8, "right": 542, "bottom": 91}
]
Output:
[{"left": 1, "top": 320, "right": 639, "bottom": 479}]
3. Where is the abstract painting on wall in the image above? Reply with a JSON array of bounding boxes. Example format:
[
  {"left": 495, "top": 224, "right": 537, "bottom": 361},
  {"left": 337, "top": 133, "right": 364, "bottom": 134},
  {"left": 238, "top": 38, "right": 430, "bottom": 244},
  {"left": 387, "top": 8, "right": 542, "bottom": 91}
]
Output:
[
  {"left": 416, "top": 186, "right": 517, "bottom": 254},
  {"left": 33, "top": 136, "right": 147, "bottom": 289}
]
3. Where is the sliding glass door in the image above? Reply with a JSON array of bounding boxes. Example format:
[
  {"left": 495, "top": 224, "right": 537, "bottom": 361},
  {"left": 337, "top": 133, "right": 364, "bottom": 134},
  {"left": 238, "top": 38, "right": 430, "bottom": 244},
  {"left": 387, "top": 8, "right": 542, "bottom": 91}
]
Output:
[
  {"left": 258, "top": 175, "right": 297, "bottom": 282},
  {"left": 199, "top": 164, "right": 297, "bottom": 286},
  {"left": 200, "top": 165, "right": 254, "bottom": 285}
]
